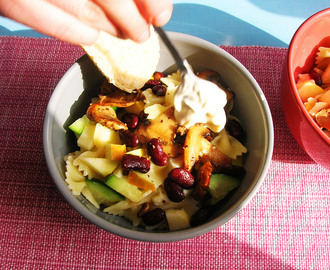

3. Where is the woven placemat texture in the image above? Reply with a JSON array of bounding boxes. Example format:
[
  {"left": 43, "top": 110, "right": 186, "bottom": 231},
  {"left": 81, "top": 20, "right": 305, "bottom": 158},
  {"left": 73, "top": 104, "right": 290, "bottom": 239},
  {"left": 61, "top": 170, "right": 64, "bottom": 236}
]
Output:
[{"left": 0, "top": 37, "right": 329, "bottom": 270}]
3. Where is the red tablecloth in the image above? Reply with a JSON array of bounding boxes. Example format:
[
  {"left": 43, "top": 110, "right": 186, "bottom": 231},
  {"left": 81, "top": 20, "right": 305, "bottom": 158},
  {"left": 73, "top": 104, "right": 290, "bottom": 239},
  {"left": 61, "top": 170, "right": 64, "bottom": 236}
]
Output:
[{"left": 0, "top": 37, "right": 329, "bottom": 269}]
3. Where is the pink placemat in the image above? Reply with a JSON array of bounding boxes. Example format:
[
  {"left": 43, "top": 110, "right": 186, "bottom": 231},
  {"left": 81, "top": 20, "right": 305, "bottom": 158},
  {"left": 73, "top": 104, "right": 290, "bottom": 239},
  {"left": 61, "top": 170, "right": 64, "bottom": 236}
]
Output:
[{"left": 0, "top": 37, "right": 329, "bottom": 270}]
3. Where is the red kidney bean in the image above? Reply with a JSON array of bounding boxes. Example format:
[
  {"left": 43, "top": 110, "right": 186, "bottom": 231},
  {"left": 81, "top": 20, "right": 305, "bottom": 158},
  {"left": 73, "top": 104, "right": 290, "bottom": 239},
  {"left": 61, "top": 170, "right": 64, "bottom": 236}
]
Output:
[
  {"left": 147, "top": 138, "right": 168, "bottom": 166},
  {"left": 225, "top": 119, "right": 246, "bottom": 143},
  {"left": 142, "top": 208, "right": 166, "bottom": 226},
  {"left": 121, "top": 154, "right": 150, "bottom": 174},
  {"left": 190, "top": 206, "right": 213, "bottom": 227},
  {"left": 168, "top": 168, "right": 194, "bottom": 189},
  {"left": 152, "top": 85, "right": 167, "bottom": 96},
  {"left": 121, "top": 130, "right": 139, "bottom": 147},
  {"left": 164, "top": 177, "right": 185, "bottom": 202},
  {"left": 122, "top": 113, "right": 139, "bottom": 129}
]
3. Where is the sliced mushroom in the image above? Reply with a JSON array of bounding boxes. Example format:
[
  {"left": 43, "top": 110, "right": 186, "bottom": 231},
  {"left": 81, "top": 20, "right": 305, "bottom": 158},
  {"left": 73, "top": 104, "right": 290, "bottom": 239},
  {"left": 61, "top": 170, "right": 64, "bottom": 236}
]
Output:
[
  {"left": 86, "top": 103, "right": 127, "bottom": 130},
  {"left": 183, "top": 124, "right": 211, "bottom": 172},
  {"left": 99, "top": 80, "right": 142, "bottom": 107},
  {"left": 184, "top": 124, "right": 231, "bottom": 172},
  {"left": 199, "top": 146, "right": 232, "bottom": 173},
  {"left": 192, "top": 161, "right": 213, "bottom": 201}
]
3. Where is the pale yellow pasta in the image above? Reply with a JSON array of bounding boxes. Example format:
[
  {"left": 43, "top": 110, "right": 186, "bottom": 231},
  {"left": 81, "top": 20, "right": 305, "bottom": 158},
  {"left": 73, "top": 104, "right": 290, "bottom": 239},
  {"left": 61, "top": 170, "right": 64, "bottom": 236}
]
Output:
[
  {"left": 104, "top": 190, "right": 153, "bottom": 214},
  {"left": 151, "top": 187, "right": 170, "bottom": 206},
  {"left": 161, "top": 70, "right": 181, "bottom": 106},
  {"left": 104, "top": 200, "right": 132, "bottom": 214},
  {"left": 212, "top": 129, "right": 247, "bottom": 159},
  {"left": 64, "top": 153, "right": 86, "bottom": 195},
  {"left": 145, "top": 104, "right": 170, "bottom": 120},
  {"left": 72, "top": 148, "right": 105, "bottom": 179},
  {"left": 65, "top": 178, "right": 86, "bottom": 196},
  {"left": 122, "top": 206, "right": 142, "bottom": 226},
  {"left": 81, "top": 186, "right": 99, "bottom": 209},
  {"left": 104, "top": 190, "right": 155, "bottom": 227}
]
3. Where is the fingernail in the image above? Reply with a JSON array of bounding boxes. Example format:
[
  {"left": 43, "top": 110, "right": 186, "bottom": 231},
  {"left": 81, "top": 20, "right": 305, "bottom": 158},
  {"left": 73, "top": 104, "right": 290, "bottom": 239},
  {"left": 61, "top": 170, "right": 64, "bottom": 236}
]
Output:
[
  {"left": 136, "top": 28, "right": 150, "bottom": 43},
  {"left": 154, "top": 9, "right": 172, "bottom": 27}
]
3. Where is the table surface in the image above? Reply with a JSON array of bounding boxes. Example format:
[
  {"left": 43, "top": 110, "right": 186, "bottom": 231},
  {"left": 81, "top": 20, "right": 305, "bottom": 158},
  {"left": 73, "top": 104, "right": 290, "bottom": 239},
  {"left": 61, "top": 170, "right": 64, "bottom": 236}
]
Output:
[
  {"left": 0, "top": 1, "right": 330, "bottom": 270},
  {"left": 0, "top": 0, "right": 330, "bottom": 47}
]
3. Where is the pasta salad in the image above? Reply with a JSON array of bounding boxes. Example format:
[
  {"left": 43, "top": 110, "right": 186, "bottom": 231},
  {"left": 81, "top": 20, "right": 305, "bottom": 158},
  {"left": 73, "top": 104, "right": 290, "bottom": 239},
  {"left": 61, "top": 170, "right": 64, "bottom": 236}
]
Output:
[{"left": 64, "top": 69, "right": 247, "bottom": 231}]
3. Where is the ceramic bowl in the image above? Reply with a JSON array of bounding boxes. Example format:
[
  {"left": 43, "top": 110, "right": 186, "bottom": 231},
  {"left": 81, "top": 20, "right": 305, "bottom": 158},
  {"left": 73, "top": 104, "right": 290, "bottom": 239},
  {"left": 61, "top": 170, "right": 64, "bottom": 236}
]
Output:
[
  {"left": 43, "top": 32, "right": 274, "bottom": 241},
  {"left": 281, "top": 8, "right": 330, "bottom": 170}
]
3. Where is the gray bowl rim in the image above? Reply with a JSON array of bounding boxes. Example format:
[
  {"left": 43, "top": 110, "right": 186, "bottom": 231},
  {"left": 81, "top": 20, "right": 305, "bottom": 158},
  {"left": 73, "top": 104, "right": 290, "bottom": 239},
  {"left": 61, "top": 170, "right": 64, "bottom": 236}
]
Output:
[{"left": 43, "top": 31, "right": 274, "bottom": 242}]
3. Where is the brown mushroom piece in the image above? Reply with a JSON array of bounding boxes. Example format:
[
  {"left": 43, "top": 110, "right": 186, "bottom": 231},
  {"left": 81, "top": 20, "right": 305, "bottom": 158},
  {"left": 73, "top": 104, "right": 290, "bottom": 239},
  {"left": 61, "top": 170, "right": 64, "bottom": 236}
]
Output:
[
  {"left": 86, "top": 103, "right": 127, "bottom": 130},
  {"left": 134, "top": 107, "right": 183, "bottom": 158},
  {"left": 192, "top": 160, "right": 213, "bottom": 201},
  {"left": 183, "top": 123, "right": 231, "bottom": 172},
  {"left": 99, "top": 80, "right": 142, "bottom": 107}
]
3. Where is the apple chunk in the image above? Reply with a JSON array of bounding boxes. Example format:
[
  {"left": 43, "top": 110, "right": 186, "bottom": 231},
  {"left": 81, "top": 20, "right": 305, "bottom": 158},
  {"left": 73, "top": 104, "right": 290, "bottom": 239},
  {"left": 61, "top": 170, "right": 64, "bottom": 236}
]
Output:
[
  {"left": 77, "top": 123, "right": 96, "bottom": 150},
  {"left": 81, "top": 157, "right": 119, "bottom": 177},
  {"left": 128, "top": 171, "right": 155, "bottom": 191},
  {"left": 165, "top": 208, "right": 190, "bottom": 231},
  {"left": 94, "top": 123, "right": 121, "bottom": 147},
  {"left": 105, "top": 144, "right": 126, "bottom": 161}
]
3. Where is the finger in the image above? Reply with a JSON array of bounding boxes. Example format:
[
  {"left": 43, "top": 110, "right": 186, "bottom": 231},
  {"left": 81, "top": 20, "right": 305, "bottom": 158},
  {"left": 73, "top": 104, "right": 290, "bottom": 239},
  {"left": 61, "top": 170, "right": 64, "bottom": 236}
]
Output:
[
  {"left": 134, "top": 0, "right": 173, "bottom": 26},
  {"left": 94, "top": 0, "right": 150, "bottom": 43},
  {"left": 0, "top": 0, "right": 101, "bottom": 45},
  {"left": 47, "top": 0, "right": 121, "bottom": 37}
]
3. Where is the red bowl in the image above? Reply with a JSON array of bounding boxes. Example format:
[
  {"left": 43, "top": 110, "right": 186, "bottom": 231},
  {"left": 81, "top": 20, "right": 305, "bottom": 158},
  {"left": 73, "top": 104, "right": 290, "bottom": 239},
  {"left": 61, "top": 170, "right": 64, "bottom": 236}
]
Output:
[{"left": 282, "top": 8, "right": 330, "bottom": 170}]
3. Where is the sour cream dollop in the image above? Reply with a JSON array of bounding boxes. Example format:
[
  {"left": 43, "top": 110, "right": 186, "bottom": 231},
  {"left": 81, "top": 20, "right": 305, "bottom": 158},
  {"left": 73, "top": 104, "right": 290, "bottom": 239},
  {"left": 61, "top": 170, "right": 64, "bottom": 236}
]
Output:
[{"left": 173, "top": 66, "right": 228, "bottom": 133}]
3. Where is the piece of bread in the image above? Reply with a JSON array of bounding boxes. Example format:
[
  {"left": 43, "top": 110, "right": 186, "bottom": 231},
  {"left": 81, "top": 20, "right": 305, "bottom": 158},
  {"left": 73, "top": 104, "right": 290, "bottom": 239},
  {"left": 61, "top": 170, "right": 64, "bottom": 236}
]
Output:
[{"left": 82, "top": 27, "right": 160, "bottom": 93}]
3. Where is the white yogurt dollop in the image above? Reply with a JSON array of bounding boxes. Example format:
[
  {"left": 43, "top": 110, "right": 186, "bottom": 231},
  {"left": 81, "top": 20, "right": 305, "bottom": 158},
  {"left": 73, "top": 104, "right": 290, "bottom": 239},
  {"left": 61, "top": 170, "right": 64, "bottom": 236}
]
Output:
[{"left": 174, "top": 66, "right": 228, "bottom": 133}]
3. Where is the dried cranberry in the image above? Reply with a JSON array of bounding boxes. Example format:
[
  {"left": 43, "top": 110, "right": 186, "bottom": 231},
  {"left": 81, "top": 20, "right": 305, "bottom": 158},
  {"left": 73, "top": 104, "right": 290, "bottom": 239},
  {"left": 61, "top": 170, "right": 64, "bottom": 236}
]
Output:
[
  {"left": 122, "top": 113, "right": 139, "bottom": 129},
  {"left": 168, "top": 168, "right": 194, "bottom": 189},
  {"left": 142, "top": 208, "right": 166, "bottom": 226},
  {"left": 153, "top": 71, "right": 164, "bottom": 81},
  {"left": 121, "top": 130, "right": 139, "bottom": 147},
  {"left": 152, "top": 85, "right": 167, "bottom": 96},
  {"left": 225, "top": 119, "right": 246, "bottom": 143},
  {"left": 121, "top": 154, "right": 150, "bottom": 174},
  {"left": 164, "top": 177, "right": 185, "bottom": 202},
  {"left": 141, "top": 79, "right": 161, "bottom": 91},
  {"left": 147, "top": 138, "right": 168, "bottom": 166},
  {"left": 190, "top": 206, "right": 213, "bottom": 227}
]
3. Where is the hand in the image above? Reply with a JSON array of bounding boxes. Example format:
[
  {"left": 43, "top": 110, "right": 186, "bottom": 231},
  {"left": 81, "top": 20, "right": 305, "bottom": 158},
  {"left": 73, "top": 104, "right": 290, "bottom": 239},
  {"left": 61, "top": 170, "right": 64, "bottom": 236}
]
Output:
[{"left": 0, "top": 0, "right": 173, "bottom": 45}]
